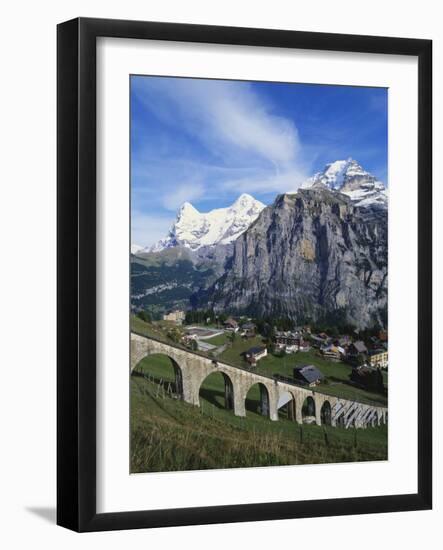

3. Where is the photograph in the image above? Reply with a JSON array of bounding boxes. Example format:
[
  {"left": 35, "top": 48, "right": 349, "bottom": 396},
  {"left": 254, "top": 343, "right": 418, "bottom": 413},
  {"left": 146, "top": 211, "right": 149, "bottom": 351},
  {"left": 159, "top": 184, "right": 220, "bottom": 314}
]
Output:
[{"left": 130, "top": 75, "right": 389, "bottom": 473}]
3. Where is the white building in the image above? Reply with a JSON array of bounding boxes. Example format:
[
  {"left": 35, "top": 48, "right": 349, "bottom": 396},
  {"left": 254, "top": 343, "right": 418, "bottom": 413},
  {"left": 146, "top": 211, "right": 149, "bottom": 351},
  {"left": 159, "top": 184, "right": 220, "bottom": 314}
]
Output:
[{"left": 163, "top": 310, "right": 186, "bottom": 324}]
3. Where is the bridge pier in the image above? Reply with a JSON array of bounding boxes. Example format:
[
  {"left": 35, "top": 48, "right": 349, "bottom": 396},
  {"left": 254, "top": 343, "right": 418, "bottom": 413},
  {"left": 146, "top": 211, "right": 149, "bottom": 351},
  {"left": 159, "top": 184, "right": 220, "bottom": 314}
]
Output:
[
  {"left": 295, "top": 401, "right": 303, "bottom": 424},
  {"left": 233, "top": 393, "right": 246, "bottom": 417},
  {"left": 314, "top": 395, "right": 324, "bottom": 426},
  {"left": 268, "top": 384, "right": 279, "bottom": 421},
  {"left": 269, "top": 403, "right": 279, "bottom": 422},
  {"left": 182, "top": 379, "right": 197, "bottom": 406}
]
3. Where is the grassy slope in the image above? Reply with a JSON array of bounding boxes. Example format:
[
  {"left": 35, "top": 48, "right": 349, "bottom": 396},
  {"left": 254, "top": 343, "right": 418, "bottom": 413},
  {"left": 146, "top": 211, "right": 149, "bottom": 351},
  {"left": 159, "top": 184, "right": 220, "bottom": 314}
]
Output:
[
  {"left": 131, "top": 315, "right": 171, "bottom": 341},
  {"left": 131, "top": 253, "right": 215, "bottom": 315},
  {"left": 131, "top": 356, "right": 388, "bottom": 473},
  {"left": 219, "top": 336, "right": 388, "bottom": 406},
  {"left": 204, "top": 333, "right": 230, "bottom": 346}
]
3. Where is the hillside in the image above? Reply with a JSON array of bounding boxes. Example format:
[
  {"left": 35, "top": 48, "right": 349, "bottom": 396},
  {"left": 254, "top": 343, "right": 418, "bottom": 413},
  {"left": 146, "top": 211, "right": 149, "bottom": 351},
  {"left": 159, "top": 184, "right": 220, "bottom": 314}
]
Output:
[
  {"left": 131, "top": 250, "right": 216, "bottom": 317},
  {"left": 131, "top": 355, "right": 388, "bottom": 473}
]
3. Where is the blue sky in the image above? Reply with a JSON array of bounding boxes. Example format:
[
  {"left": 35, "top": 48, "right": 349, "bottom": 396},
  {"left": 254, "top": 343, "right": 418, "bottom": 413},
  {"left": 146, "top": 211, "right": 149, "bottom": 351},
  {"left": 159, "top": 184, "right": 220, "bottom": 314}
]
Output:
[{"left": 131, "top": 75, "right": 387, "bottom": 247}]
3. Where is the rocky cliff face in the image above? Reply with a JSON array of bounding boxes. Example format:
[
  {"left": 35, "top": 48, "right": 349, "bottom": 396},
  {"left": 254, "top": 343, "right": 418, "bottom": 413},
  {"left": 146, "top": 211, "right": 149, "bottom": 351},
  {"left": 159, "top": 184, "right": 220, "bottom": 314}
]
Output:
[{"left": 197, "top": 188, "right": 387, "bottom": 329}]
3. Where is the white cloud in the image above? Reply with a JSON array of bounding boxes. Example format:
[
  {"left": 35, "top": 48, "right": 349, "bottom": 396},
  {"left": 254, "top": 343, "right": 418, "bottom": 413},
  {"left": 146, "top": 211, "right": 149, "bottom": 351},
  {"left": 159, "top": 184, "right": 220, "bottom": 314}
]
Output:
[
  {"left": 131, "top": 211, "right": 174, "bottom": 249},
  {"left": 131, "top": 76, "right": 312, "bottom": 224},
  {"left": 132, "top": 77, "right": 302, "bottom": 169},
  {"left": 207, "top": 88, "right": 299, "bottom": 165}
]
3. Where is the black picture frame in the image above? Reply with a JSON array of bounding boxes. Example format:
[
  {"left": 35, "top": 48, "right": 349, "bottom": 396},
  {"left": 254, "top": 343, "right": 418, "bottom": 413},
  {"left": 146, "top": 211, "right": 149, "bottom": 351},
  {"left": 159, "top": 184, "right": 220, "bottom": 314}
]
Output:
[{"left": 57, "top": 17, "right": 432, "bottom": 532}]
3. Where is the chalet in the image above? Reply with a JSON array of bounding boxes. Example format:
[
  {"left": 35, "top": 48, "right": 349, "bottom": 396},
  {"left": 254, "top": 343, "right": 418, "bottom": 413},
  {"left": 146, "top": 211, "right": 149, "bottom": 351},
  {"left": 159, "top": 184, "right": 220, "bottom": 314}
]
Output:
[
  {"left": 348, "top": 340, "right": 368, "bottom": 357},
  {"left": 223, "top": 318, "right": 239, "bottom": 332},
  {"left": 310, "top": 334, "right": 326, "bottom": 348},
  {"left": 369, "top": 349, "right": 388, "bottom": 369},
  {"left": 321, "top": 344, "right": 343, "bottom": 361},
  {"left": 244, "top": 346, "right": 267, "bottom": 365},
  {"left": 293, "top": 365, "right": 324, "bottom": 387},
  {"left": 274, "top": 330, "right": 303, "bottom": 347},
  {"left": 241, "top": 322, "right": 256, "bottom": 338}
]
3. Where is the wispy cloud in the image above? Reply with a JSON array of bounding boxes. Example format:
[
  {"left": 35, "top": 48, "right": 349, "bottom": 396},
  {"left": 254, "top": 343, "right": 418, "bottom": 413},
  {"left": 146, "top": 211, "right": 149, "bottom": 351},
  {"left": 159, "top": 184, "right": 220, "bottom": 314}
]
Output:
[
  {"left": 132, "top": 77, "right": 301, "bottom": 168},
  {"left": 130, "top": 77, "right": 387, "bottom": 248},
  {"left": 131, "top": 77, "right": 310, "bottom": 212}
]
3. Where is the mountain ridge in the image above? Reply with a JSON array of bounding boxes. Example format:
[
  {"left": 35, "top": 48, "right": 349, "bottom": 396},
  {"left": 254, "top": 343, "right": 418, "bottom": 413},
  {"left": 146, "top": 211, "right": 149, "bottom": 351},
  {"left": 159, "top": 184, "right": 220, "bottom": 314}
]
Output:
[
  {"left": 146, "top": 193, "right": 265, "bottom": 253},
  {"left": 301, "top": 158, "right": 387, "bottom": 209},
  {"left": 134, "top": 159, "right": 387, "bottom": 255},
  {"left": 132, "top": 159, "right": 388, "bottom": 327}
]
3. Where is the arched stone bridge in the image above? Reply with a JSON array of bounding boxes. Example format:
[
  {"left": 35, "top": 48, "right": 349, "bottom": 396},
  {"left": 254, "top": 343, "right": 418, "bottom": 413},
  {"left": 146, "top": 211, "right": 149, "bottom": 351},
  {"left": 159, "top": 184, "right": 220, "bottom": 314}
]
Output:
[{"left": 131, "top": 333, "right": 387, "bottom": 429}]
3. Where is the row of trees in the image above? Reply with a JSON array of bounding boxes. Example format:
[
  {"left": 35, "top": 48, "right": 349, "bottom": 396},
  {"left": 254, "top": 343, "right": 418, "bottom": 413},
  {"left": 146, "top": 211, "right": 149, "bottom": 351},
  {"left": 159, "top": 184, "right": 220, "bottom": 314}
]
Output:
[{"left": 184, "top": 310, "right": 226, "bottom": 325}]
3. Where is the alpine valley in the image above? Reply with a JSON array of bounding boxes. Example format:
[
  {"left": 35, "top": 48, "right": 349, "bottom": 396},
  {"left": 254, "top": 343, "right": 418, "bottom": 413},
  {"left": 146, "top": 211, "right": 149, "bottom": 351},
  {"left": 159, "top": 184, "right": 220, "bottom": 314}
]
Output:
[{"left": 131, "top": 159, "right": 388, "bottom": 328}]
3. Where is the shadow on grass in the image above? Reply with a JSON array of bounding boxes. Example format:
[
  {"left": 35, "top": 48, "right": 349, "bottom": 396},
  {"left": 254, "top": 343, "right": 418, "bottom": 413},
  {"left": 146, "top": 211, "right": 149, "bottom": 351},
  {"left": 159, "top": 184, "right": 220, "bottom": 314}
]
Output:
[
  {"left": 132, "top": 377, "right": 185, "bottom": 425},
  {"left": 245, "top": 398, "right": 263, "bottom": 416},
  {"left": 199, "top": 388, "right": 227, "bottom": 409}
]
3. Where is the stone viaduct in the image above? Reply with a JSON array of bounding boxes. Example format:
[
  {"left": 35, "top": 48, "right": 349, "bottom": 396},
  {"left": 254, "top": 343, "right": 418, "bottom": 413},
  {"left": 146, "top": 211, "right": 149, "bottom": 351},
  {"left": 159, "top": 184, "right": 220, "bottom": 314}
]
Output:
[{"left": 131, "top": 332, "right": 387, "bottom": 429}]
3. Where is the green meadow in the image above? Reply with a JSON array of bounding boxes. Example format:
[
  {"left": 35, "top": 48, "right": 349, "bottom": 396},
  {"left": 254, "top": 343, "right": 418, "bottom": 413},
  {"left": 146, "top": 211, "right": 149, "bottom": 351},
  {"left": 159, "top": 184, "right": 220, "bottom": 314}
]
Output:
[{"left": 131, "top": 354, "right": 388, "bottom": 473}]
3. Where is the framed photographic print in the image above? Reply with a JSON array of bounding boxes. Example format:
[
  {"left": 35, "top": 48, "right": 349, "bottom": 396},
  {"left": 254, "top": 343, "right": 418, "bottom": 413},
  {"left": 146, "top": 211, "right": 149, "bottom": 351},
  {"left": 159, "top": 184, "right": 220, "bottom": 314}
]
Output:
[{"left": 57, "top": 17, "right": 432, "bottom": 532}]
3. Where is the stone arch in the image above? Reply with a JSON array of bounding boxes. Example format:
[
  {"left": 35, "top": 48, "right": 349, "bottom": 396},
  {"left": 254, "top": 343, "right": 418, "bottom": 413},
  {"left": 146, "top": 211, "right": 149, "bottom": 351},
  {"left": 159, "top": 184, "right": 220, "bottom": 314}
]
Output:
[
  {"left": 277, "top": 390, "right": 297, "bottom": 421},
  {"left": 198, "top": 369, "right": 235, "bottom": 411},
  {"left": 336, "top": 411, "right": 346, "bottom": 428},
  {"left": 302, "top": 396, "right": 316, "bottom": 424},
  {"left": 320, "top": 400, "right": 332, "bottom": 426},
  {"left": 131, "top": 351, "right": 184, "bottom": 398},
  {"left": 245, "top": 382, "right": 271, "bottom": 418}
]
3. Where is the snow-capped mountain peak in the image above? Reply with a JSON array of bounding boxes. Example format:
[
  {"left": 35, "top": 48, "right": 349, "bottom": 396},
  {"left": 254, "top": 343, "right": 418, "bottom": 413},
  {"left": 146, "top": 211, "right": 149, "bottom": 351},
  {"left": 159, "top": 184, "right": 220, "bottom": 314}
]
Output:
[
  {"left": 179, "top": 201, "right": 199, "bottom": 215},
  {"left": 232, "top": 193, "right": 257, "bottom": 208},
  {"left": 301, "top": 158, "right": 387, "bottom": 208},
  {"left": 148, "top": 194, "right": 265, "bottom": 252},
  {"left": 131, "top": 243, "right": 144, "bottom": 255}
]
